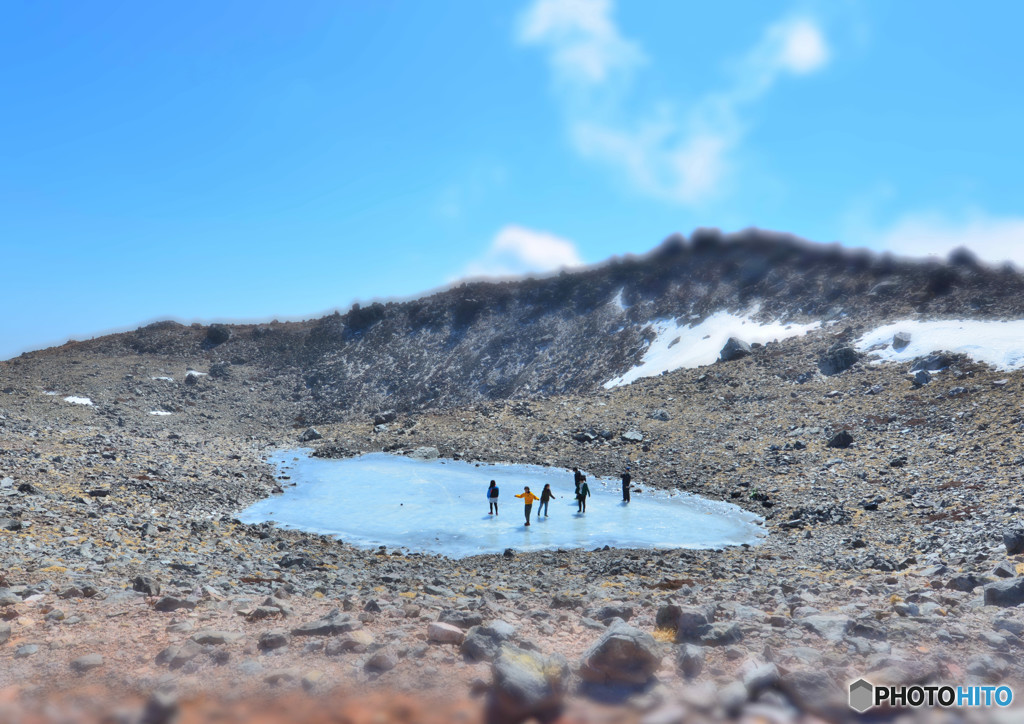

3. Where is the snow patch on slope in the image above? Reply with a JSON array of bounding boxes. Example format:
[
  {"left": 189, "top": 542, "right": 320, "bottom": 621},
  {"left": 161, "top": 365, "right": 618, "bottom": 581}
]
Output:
[
  {"left": 64, "top": 396, "right": 93, "bottom": 405},
  {"left": 856, "top": 319, "right": 1024, "bottom": 371},
  {"left": 604, "top": 311, "right": 821, "bottom": 388}
]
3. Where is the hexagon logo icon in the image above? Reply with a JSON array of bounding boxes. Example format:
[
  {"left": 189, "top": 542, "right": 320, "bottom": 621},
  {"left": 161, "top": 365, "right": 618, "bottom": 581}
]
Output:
[{"left": 849, "top": 678, "right": 874, "bottom": 712}]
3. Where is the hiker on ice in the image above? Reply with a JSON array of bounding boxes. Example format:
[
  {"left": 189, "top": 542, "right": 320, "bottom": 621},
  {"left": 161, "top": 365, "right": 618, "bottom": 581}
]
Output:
[
  {"left": 538, "top": 483, "right": 557, "bottom": 518},
  {"left": 621, "top": 466, "right": 632, "bottom": 503},
  {"left": 573, "top": 467, "right": 585, "bottom": 496},
  {"left": 487, "top": 480, "right": 499, "bottom": 515},
  {"left": 576, "top": 475, "right": 591, "bottom": 513},
  {"left": 515, "top": 486, "right": 540, "bottom": 526}
]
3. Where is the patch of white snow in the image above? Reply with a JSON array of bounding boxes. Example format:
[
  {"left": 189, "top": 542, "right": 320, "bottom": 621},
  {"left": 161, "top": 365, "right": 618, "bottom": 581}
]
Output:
[
  {"left": 856, "top": 319, "right": 1024, "bottom": 371},
  {"left": 149, "top": 410, "right": 173, "bottom": 416},
  {"left": 151, "top": 376, "right": 174, "bottom": 382},
  {"left": 64, "top": 396, "right": 93, "bottom": 405},
  {"left": 610, "top": 288, "right": 628, "bottom": 311},
  {"left": 604, "top": 311, "right": 820, "bottom": 388}
]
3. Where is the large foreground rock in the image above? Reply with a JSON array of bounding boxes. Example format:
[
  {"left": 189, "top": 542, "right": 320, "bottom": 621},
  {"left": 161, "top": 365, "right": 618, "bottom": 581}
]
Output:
[
  {"left": 462, "top": 621, "right": 515, "bottom": 662},
  {"left": 1004, "top": 528, "right": 1024, "bottom": 556},
  {"left": 983, "top": 578, "right": 1024, "bottom": 607},
  {"left": 487, "top": 645, "right": 569, "bottom": 724},
  {"left": 578, "top": 618, "right": 660, "bottom": 687}
]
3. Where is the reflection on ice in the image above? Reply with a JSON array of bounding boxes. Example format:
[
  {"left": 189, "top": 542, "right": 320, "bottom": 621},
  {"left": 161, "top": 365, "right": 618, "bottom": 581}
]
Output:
[{"left": 238, "top": 451, "right": 765, "bottom": 558}]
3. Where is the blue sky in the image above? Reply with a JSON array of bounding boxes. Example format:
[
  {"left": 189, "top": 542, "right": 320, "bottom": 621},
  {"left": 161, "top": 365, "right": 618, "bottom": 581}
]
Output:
[{"left": 3, "top": 1, "right": 1023, "bottom": 360}]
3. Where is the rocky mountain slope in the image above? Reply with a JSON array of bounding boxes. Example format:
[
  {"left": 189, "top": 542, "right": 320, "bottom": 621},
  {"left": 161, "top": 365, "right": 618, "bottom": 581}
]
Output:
[{"left": 11, "top": 229, "right": 1023, "bottom": 426}]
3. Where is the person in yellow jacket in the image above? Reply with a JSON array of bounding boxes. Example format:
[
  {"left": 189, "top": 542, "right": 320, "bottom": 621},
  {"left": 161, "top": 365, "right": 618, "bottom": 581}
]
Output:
[{"left": 515, "top": 486, "right": 541, "bottom": 526}]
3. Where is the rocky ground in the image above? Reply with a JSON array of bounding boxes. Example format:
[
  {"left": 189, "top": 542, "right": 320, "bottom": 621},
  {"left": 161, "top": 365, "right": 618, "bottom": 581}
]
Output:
[{"left": 3, "top": 320, "right": 1024, "bottom": 723}]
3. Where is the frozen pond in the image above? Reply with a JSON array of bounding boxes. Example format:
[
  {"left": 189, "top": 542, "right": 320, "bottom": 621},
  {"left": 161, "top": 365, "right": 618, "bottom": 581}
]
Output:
[{"left": 237, "top": 451, "right": 766, "bottom": 558}]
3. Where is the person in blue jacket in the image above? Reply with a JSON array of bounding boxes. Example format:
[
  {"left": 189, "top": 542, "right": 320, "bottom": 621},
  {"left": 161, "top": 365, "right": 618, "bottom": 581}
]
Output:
[{"left": 487, "top": 480, "right": 499, "bottom": 515}]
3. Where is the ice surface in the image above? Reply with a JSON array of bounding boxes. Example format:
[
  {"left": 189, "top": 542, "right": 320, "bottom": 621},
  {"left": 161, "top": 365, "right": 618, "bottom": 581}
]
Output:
[
  {"left": 237, "top": 451, "right": 765, "bottom": 559},
  {"left": 63, "top": 396, "right": 93, "bottom": 405},
  {"left": 856, "top": 319, "right": 1024, "bottom": 371},
  {"left": 604, "top": 311, "right": 820, "bottom": 388}
]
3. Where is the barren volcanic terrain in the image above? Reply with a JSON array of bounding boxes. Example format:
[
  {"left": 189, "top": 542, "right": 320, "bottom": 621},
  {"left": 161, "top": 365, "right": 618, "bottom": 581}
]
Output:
[{"left": 3, "top": 232, "right": 1024, "bottom": 723}]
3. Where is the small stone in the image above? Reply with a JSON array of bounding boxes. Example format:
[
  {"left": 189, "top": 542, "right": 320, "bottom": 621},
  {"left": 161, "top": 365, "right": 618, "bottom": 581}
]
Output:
[
  {"left": 258, "top": 630, "right": 290, "bottom": 651},
  {"left": 70, "top": 653, "right": 104, "bottom": 673},
  {"left": 364, "top": 648, "right": 398, "bottom": 672},
  {"left": 426, "top": 621, "right": 466, "bottom": 645}
]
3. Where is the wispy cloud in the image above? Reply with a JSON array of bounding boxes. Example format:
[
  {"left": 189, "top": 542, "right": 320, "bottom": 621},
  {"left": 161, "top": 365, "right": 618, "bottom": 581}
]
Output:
[
  {"left": 518, "top": 1, "right": 831, "bottom": 204},
  {"left": 462, "top": 225, "right": 584, "bottom": 279},
  {"left": 518, "top": 0, "right": 645, "bottom": 85},
  {"left": 869, "top": 210, "right": 1024, "bottom": 267}
]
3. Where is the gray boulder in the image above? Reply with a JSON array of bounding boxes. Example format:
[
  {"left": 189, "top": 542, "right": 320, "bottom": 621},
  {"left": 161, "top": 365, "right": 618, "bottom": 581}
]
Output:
[
  {"left": 132, "top": 575, "right": 161, "bottom": 596},
  {"left": 363, "top": 648, "right": 398, "bottom": 673},
  {"left": 672, "top": 605, "right": 717, "bottom": 642},
  {"left": 1003, "top": 528, "right": 1024, "bottom": 556},
  {"left": 438, "top": 608, "right": 484, "bottom": 630},
  {"left": 910, "top": 354, "right": 951, "bottom": 372},
  {"left": 578, "top": 618, "right": 661, "bottom": 687},
  {"left": 292, "top": 610, "right": 360, "bottom": 637},
  {"left": 205, "top": 325, "right": 231, "bottom": 345},
  {"left": 984, "top": 579, "right": 1024, "bottom": 607},
  {"left": 461, "top": 621, "right": 516, "bottom": 662},
  {"left": 676, "top": 643, "right": 704, "bottom": 679},
  {"left": 892, "top": 332, "right": 911, "bottom": 350},
  {"left": 298, "top": 427, "right": 322, "bottom": 442},
  {"left": 487, "top": 645, "right": 569, "bottom": 724},
  {"left": 0, "top": 623, "right": 10, "bottom": 646},
  {"left": 819, "top": 345, "right": 861, "bottom": 375},
  {"left": 257, "top": 631, "right": 290, "bottom": 651},
  {"left": 585, "top": 603, "right": 635, "bottom": 624},
  {"left": 720, "top": 337, "right": 752, "bottom": 362}
]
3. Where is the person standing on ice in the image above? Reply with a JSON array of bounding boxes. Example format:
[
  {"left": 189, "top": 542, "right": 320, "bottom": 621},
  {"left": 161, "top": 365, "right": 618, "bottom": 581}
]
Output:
[
  {"left": 538, "top": 483, "right": 557, "bottom": 518},
  {"left": 515, "top": 486, "right": 540, "bottom": 526},
  {"left": 487, "top": 480, "right": 499, "bottom": 515},
  {"left": 621, "top": 466, "right": 632, "bottom": 503},
  {"left": 576, "top": 476, "right": 591, "bottom": 513},
  {"left": 573, "top": 467, "right": 584, "bottom": 496}
]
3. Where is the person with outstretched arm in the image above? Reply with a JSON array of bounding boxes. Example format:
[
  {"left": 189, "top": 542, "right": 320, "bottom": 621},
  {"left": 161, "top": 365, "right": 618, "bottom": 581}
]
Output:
[
  {"left": 515, "top": 486, "right": 540, "bottom": 526},
  {"left": 576, "top": 476, "right": 591, "bottom": 513},
  {"left": 538, "top": 483, "right": 557, "bottom": 518},
  {"left": 487, "top": 480, "right": 499, "bottom": 515},
  {"left": 621, "top": 467, "right": 632, "bottom": 503}
]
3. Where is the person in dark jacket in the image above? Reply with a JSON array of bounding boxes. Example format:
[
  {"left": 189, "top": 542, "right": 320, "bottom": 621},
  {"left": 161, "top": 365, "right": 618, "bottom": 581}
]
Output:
[
  {"left": 538, "top": 483, "right": 557, "bottom": 517},
  {"left": 573, "top": 467, "right": 584, "bottom": 496},
  {"left": 487, "top": 480, "right": 499, "bottom": 515},
  {"left": 621, "top": 467, "right": 632, "bottom": 503},
  {"left": 576, "top": 476, "right": 590, "bottom": 513}
]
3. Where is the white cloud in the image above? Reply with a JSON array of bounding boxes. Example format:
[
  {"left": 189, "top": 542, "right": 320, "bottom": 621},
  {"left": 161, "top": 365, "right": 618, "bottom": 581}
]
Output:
[
  {"left": 518, "top": 1, "right": 831, "bottom": 204},
  {"left": 870, "top": 211, "right": 1024, "bottom": 267},
  {"left": 462, "top": 225, "right": 584, "bottom": 279},
  {"left": 770, "top": 18, "right": 830, "bottom": 75},
  {"left": 518, "top": 0, "right": 644, "bottom": 84}
]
